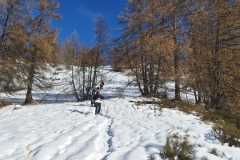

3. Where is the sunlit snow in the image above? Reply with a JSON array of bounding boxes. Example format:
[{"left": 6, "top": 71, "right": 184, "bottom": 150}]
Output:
[{"left": 0, "top": 66, "right": 239, "bottom": 160}]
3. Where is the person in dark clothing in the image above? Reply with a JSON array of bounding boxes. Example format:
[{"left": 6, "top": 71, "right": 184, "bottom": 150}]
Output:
[
  {"left": 93, "top": 90, "right": 104, "bottom": 115},
  {"left": 100, "top": 81, "right": 104, "bottom": 89},
  {"left": 96, "top": 87, "right": 100, "bottom": 93},
  {"left": 89, "top": 85, "right": 96, "bottom": 106}
]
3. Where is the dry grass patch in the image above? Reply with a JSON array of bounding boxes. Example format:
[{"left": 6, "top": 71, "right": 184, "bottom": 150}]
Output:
[
  {"left": 160, "top": 134, "right": 194, "bottom": 160},
  {"left": 0, "top": 100, "right": 12, "bottom": 108}
]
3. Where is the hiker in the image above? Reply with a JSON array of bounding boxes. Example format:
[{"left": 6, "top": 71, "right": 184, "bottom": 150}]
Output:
[
  {"left": 96, "top": 87, "right": 100, "bottom": 93},
  {"left": 93, "top": 90, "right": 104, "bottom": 115},
  {"left": 100, "top": 81, "right": 104, "bottom": 89},
  {"left": 89, "top": 85, "right": 96, "bottom": 106}
]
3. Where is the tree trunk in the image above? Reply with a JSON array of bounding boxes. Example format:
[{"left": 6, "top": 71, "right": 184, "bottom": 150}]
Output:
[
  {"left": 82, "top": 66, "right": 87, "bottom": 100},
  {"left": 212, "top": 19, "right": 221, "bottom": 109},
  {"left": 24, "top": 65, "right": 34, "bottom": 104},
  {"left": 1, "top": 6, "right": 12, "bottom": 41},
  {"left": 174, "top": 47, "right": 180, "bottom": 100},
  {"left": 173, "top": 2, "right": 181, "bottom": 100},
  {"left": 71, "top": 66, "right": 80, "bottom": 101},
  {"left": 24, "top": 84, "right": 33, "bottom": 104},
  {"left": 197, "top": 90, "right": 202, "bottom": 104},
  {"left": 92, "top": 48, "right": 100, "bottom": 87},
  {"left": 92, "top": 67, "right": 97, "bottom": 86},
  {"left": 153, "top": 58, "right": 162, "bottom": 95}
]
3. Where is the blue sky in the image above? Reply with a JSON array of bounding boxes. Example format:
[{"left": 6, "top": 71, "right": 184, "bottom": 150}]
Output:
[{"left": 53, "top": 0, "right": 127, "bottom": 47}]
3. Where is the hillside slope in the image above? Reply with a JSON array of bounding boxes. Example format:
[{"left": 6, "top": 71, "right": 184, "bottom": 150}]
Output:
[{"left": 0, "top": 66, "right": 239, "bottom": 160}]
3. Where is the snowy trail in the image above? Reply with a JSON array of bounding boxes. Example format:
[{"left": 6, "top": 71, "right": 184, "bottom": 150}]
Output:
[
  {"left": 1, "top": 97, "right": 240, "bottom": 160},
  {"left": 0, "top": 102, "right": 111, "bottom": 160},
  {"left": 100, "top": 98, "right": 240, "bottom": 160}
]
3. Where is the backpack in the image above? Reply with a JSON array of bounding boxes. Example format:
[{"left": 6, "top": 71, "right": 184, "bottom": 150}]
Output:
[
  {"left": 92, "top": 88, "right": 96, "bottom": 95},
  {"left": 89, "top": 88, "right": 96, "bottom": 95}
]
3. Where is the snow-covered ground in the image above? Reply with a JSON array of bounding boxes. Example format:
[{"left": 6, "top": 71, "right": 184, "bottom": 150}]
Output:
[{"left": 0, "top": 66, "right": 240, "bottom": 160}]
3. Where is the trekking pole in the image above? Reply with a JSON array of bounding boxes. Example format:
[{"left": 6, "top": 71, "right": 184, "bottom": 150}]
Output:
[{"left": 103, "top": 99, "right": 106, "bottom": 117}]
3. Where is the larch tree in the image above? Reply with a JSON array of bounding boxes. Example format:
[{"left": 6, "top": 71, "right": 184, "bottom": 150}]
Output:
[
  {"left": 186, "top": 0, "right": 240, "bottom": 112},
  {"left": 169, "top": 0, "right": 191, "bottom": 100},
  {"left": 78, "top": 45, "right": 91, "bottom": 100},
  {"left": 110, "top": 44, "right": 125, "bottom": 72},
  {"left": 184, "top": 1, "right": 205, "bottom": 104},
  {"left": 60, "top": 31, "right": 82, "bottom": 101},
  {"left": 24, "top": 0, "right": 61, "bottom": 104},
  {"left": 91, "top": 14, "right": 109, "bottom": 86},
  {"left": 117, "top": 0, "right": 151, "bottom": 96},
  {"left": 0, "top": 0, "right": 30, "bottom": 93},
  {"left": 206, "top": 0, "right": 240, "bottom": 111},
  {"left": 116, "top": 0, "right": 175, "bottom": 97}
]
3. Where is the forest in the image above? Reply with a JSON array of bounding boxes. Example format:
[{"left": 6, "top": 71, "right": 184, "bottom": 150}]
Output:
[{"left": 0, "top": 0, "right": 240, "bottom": 114}]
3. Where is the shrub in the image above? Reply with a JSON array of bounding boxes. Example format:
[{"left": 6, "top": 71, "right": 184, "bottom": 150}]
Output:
[
  {"left": 213, "top": 122, "right": 240, "bottom": 147},
  {"left": 201, "top": 156, "right": 208, "bottom": 160},
  {"left": 0, "top": 100, "right": 12, "bottom": 108},
  {"left": 56, "top": 67, "right": 64, "bottom": 71},
  {"left": 210, "top": 148, "right": 217, "bottom": 156},
  {"left": 160, "top": 134, "right": 194, "bottom": 160},
  {"left": 202, "top": 110, "right": 240, "bottom": 147},
  {"left": 148, "top": 155, "right": 156, "bottom": 160}
]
